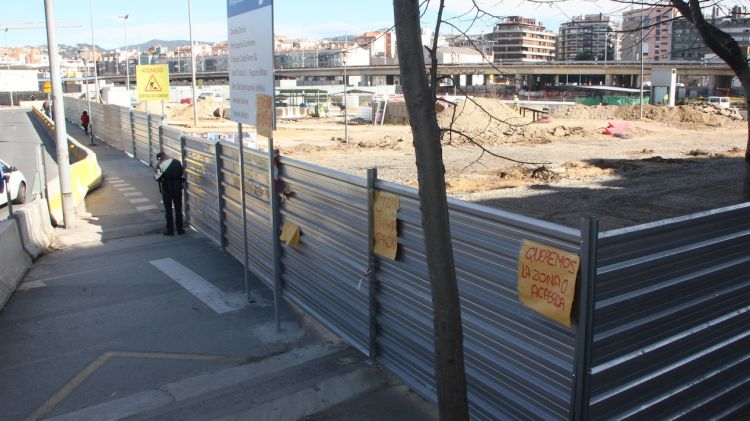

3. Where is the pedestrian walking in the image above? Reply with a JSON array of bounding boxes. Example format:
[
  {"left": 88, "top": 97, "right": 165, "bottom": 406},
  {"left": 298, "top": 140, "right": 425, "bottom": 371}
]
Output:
[
  {"left": 80, "top": 111, "right": 90, "bottom": 135},
  {"left": 154, "top": 152, "right": 185, "bottom": 236},
  {"left": 42, "top": 100, "right": 50, "bottom": 117}
]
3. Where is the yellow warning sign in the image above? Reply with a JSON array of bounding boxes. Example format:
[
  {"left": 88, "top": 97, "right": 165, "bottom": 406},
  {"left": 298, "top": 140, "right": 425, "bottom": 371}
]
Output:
[
  {"left": 42, "top": 81, "right": 52, "bottom": 94},
  {"left": 136, "top": 64, "right": 170, "bottom": 101}
]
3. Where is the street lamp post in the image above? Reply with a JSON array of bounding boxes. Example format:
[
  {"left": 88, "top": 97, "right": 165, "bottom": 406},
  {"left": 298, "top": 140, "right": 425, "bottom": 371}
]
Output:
[
  {"left": 639, "top": 25, "right": 644, "bottom": 119},
  {"left": 79, "top": 48, "right": 93, "bottom": 143},
  {"left": 187, "top": 0, "right": 198, "bottom": 127},
  {"left": 118, "top": 15, "right": 130, "bottom": 97},
  {"left": 89, "top": 0, "right": 100, "bottom": 103}
]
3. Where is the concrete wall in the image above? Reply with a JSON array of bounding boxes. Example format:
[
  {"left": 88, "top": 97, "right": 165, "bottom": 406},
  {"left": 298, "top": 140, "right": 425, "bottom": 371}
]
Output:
[{"left": 0, "top": 200, "right": 54, "bottom": 311}]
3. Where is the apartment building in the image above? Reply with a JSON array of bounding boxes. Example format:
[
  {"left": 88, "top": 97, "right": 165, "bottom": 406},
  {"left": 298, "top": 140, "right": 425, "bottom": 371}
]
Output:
[
  {"left": 672, "top": 6, "right": 750, "bottom": 60},
  {"left": 557, "top": 14, "right": 621, "bottom": 61},
  {"left": 621, "top": 6, "right": 676, "bottom": 62},
  {"left": 490, "top": 16, "right": 556, "bottom": 62},
  {"left": 355, "top": 31, "right": 396, "bottom": 63}
]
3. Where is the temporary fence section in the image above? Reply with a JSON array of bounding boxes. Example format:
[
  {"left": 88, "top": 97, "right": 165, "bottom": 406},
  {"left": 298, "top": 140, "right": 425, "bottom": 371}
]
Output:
[
  {"left": 59, "top": 98, "right": 750, "bottom": 420},
  {"left": 131, "top": 111, "right": 151, "bottom": 164},
  {"left": 580, "top": 203, "right": 750, "bottom": 420},
  {"left": 218, "top": 145, "right": 274, "bottom": 287},
  {"left": 374, "top": 181, "right": 581, "bottom": 420},
  {"left": 182, "top": 135, "right": 223, "bottom": 246}
]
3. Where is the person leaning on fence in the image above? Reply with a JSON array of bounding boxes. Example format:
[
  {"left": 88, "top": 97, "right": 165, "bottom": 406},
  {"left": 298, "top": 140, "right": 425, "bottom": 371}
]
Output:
[
  {"left": 154, "top": 152, "right": 186, "bottom": 236},
  {"left": 80, "top": 111, "right": 90, "bottom": 135}
]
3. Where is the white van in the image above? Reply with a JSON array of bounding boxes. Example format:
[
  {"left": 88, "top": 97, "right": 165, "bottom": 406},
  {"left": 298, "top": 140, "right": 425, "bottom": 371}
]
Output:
[{"left": 707, "top": 96, "right": 731, "bottom": 109}]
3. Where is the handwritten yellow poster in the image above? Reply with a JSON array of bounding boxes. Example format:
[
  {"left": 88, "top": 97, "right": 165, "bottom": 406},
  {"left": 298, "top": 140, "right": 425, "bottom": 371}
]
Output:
[
  {"left": 518, "top": 240, "right": 580, "bottom": 327},
  {"left": 280, "top": 221, "right": 300, "bottom": 246},
  {"left": 373, "top": 191, "right": 399, "bottom": 260},
  {"left": 256, "top": 94, "right": 274, "bottom": 138},
  {"left": 136, "top": 64, "right": 170, "bottom": 101}
]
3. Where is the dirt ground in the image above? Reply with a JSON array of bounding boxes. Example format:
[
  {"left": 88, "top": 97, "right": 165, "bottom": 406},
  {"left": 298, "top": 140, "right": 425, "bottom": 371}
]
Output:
[{"left": 165, "top": 98, "right": 750, "bottom": 231}]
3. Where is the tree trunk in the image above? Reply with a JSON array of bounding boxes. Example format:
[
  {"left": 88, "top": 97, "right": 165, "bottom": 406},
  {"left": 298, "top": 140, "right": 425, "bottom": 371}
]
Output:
[{"left": 392, "top": 1, "right": 469, "bottom": 420}]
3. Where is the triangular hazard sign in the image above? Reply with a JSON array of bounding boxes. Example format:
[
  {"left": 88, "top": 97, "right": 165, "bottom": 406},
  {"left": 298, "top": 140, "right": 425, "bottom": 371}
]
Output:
[{"left": 145, "top": 75, "right": 162, "bottom": 92}]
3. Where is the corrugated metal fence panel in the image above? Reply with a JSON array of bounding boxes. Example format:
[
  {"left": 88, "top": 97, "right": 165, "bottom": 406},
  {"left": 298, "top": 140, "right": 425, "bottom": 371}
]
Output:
[
  {"left": 101, "top": 105, "right": 121, "bottom": 148},
  {"left": 160, "top": 125, "right": 182, "bottom": 161},
  {"left": 590, "top": 202, "right": 750, "bottom": 420},
  {"left": 90, "top": 102, "right": 107, "bottom": 143},
  {"left": 183, "top": 136, "right": 222, "bottom": 246},
  {"left": 148, "top": 115, "right": 164, "bottom": 167},
  {"left": 117, "top": 106, "right": 133, "bottom": 155},
  {"left": 218, "top": 143, "right": 274, "bottom": 287},
  {"left": 278, "top": 157, "right": 370, "bottom": 354},
  {"left": 375, "top": 181, "right": 580, "bottom": 421},
  {"left": 132, "top": 111, "right": 150, "bottom": 164}
]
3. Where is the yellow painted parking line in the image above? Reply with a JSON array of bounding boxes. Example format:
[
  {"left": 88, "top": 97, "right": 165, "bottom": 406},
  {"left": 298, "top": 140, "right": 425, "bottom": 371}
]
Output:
[{"left": 27, "top": 351, "right": 246, "bottom": 421}]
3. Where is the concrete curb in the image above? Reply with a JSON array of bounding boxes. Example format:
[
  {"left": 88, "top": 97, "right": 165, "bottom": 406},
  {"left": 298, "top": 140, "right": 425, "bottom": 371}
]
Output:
[
  {"left": 14, "top": 200, "right": 55, "bottom": 258},
  {"left": 0, "top": 219, "right": 32, "bottom": 311}
]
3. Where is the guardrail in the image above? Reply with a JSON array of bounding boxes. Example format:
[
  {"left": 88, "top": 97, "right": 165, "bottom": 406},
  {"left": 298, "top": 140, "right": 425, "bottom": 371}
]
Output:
[
  {"left": 60, "top": 97, "right": 750, "bottom": 420},
  {"left": 31, "top": 107, "right": 102, "bottom": 225}
]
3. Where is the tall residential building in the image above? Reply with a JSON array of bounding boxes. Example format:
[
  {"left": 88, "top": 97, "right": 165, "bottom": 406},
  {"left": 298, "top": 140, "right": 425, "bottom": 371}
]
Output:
[
  {"left": 621, "top": 6, "right": 676, "bottom": 62},
  {"left": 557, "top": 14, "right": 621, "bottom": 61},
  {"left": 490, "top": 16, "right": 556, "bottom": 62},
  {"left": 672, "top": 6, "right": 750, "bottom": 60}
]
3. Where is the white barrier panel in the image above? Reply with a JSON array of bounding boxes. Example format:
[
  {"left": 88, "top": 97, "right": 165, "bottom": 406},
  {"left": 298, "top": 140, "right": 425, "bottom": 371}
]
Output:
[{"left": 0, "top": 219, "right": 32, "bottom": 310}]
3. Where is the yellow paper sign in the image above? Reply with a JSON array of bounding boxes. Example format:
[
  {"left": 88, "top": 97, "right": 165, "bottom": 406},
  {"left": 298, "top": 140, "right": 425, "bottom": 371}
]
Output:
[
  {"left": 373, "top": 191, "right": 399, "bottom": 260},
  {"left": 518, "top": 240, "right": 580, "bottom": 327},
  {"left": 256, "top": 94, "right": 274, "bottom": 138},
  {"left": 136, "top": 64, "right": 170, "bottom": 101},
  {"left": 42, "top": 81, "right": 52, "bottom": 94},
  {"left": 280, "top": 221, "right": 300, "bottom": 246}
]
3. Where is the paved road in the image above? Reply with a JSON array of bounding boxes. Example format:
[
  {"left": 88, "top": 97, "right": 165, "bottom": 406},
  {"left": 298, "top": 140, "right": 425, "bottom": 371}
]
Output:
[
  {"left": 0, "top": 108, "right": 59, "bottom": 220},
  {"left": 0, "top": 123, "right": 437, "bottom": 420}
]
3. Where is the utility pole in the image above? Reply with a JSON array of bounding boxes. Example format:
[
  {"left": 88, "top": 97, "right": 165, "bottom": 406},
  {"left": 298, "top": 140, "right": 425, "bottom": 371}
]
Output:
[
  {"left": 188, "top": 0, "right": 198, "bottom": 127},
  {"left": 89, "top": 0, "right": 100, "bottom": 103},
  {"left": 43, "top": 0, "right": 75, "bottom": 228}
]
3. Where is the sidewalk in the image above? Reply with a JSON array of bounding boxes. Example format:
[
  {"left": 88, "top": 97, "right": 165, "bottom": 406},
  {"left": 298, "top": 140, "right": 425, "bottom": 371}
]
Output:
[{"left": 0, "top": 124, "right": 437, "bottom": 421}]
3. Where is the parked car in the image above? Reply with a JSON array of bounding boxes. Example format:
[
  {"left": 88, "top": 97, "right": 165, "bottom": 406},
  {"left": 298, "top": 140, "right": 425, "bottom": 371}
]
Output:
[{"left": 0, "top": 159, "right": 27, "bottom": 206}]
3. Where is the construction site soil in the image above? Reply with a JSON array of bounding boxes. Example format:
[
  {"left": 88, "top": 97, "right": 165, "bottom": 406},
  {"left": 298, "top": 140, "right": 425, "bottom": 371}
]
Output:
[{"left": 163, "top": 97, "right": 750, "bottom": 230}]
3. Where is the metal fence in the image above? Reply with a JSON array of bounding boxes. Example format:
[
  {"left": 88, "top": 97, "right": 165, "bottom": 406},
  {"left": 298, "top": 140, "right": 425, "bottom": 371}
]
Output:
[
  {"left": 61, "top": 97, "right": 750, "bottom": 420},
  {"left": 580, "top": 203, "right": 750, "bottom": 420}
]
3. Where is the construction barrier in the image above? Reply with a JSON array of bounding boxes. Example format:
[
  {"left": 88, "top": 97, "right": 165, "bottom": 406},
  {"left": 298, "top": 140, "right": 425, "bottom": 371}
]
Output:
[{"left": 31, "top": 107, "right": 102, "bottom": 224}]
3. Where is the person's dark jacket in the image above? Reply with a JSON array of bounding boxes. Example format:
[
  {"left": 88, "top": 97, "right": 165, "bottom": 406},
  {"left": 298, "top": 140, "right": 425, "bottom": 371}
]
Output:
[{"left": 154, "top": 158, "right": 184, "bottom": 193}]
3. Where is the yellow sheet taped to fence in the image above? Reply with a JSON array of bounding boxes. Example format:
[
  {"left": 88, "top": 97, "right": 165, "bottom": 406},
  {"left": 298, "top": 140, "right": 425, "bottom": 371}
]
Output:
[{"left": 517, "top": 240, "right": 580, "bottom": 328}]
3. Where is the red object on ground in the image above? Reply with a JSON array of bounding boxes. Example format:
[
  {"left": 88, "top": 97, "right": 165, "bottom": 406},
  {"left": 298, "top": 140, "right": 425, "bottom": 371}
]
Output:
[
  {"left": 180, "top": 98, "right": 192, "bottom": 104},
  {"left": 604, "top": 122, "right": 630, "bottom": 136}
]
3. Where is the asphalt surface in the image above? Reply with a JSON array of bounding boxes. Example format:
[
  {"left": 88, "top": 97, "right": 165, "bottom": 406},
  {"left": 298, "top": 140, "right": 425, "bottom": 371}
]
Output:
[
  {"left": 0, "top": 118, "right": 438, "bottom": 420},
  {"left": 0, "top": 107, "right": 59, "bottom": 220}
]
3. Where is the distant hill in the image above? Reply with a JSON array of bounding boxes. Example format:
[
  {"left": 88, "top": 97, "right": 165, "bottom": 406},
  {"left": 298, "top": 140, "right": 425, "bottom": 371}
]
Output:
[{"left": 119, "top": 39, "right": 213, "bottom": 51}]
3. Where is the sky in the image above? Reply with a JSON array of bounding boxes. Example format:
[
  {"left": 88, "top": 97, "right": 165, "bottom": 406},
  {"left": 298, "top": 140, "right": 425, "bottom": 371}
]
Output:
[{"left": 0, "top": 0, "right": 743, "bottom": 49}]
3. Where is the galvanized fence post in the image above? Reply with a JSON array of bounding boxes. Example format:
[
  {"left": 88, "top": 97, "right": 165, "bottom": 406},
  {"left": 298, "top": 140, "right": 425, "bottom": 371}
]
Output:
[
  {"left": 181, "top": 135, "right": 190, "bottom": 226},
  {"left": 147, "top": 112, "right": 153, "bottom": 166},
  {"left": 367, "top": 167, "right": 378, "bottom": 362},
  {"left": 215, "top": 141, "right": 225, "bottom": 250},
  {"left": 238, "top": 124, "right": 251, "bottom": 301},
  {"left": 571, "top": 217, "right": 599, "bottom": 421},
  {"left": 130, "top": 111, "right": 137, "bottom": 159},
  {"left": 268, "top": 138, "right": 282, "bottom": 332}
]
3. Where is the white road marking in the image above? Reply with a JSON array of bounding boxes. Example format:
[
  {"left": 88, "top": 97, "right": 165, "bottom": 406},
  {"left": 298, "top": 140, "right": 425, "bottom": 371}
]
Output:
[
  {"left": 149, "top": 258, "right": 245, "bottom": 314},
  {"left": 111, "top": 182, "right": 128, "bottom": 186},
  {"left": 124, "top": 192, "right": 144, "bottom": 197},
  {"left": 129, "top": 198, "right": 150, "bottom": 204},
  {"left": 136, "top": 205, "right": 159, "bottom": 211},
  {"left": 118, "top": 187, "right": 136, "bottom": 192},
  {"left": 17, "top": 280, "right": 47, "bottom": 291}
]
